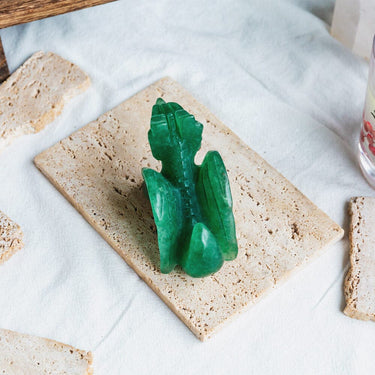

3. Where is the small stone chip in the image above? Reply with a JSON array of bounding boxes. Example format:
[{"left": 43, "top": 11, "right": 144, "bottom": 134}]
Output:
[{"left": 0, "top": 210, "right": 23, "bottom": 265}]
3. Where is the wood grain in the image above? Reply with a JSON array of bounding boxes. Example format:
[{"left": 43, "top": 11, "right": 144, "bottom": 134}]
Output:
[
  {"left": 0, "top": 37, "right": 9, "bottom": 83},
  {"left": 0, "top": 0, "right": 118, "bottom": 29}
]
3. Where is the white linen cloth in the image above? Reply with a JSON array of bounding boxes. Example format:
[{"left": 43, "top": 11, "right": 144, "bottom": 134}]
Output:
[{"left": 0, "top": 0, "right": 374, "bottom": 374}]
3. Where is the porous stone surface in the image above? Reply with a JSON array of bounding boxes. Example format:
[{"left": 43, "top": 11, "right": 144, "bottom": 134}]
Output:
[
  {"left": 35, "top": 77, "right": 344, "bottom": 340},
  {"left": 0, "top": 210, "right": 23, "bottom": 265},
  {"left": 0, "top": 51, "right": 90, "bottom": 152},
  {"left": 344, "top": 197, "right": 375, "bottom": 321},
  {"left": 0, "top": 328, "right": 93, "bottom": 374}
]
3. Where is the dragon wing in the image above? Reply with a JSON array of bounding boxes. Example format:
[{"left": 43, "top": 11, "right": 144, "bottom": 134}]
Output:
[
  {"left": 196, "top": 151, "right": 238, "bottom": 261},
  {"left": 142, "top": 168, "right": 182, "bottom": 273}
]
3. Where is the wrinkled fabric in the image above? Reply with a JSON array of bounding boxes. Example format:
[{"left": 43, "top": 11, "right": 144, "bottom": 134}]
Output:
[{"left": 0, "top": 1, "right": 374, "bottom": 374}]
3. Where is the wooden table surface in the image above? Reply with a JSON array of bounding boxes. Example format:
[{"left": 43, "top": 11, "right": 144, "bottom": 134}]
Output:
[
  {"left": 0, "top": 0, "right": 118, "bottom": 82},
  {"left": 0, "top": 37, "right": 10, "bottom": 82},
  {"left": 0, "top": 0, "right": 118, "bottom": 29}
]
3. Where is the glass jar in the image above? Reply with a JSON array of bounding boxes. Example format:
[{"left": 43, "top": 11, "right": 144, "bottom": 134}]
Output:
[{"left": 358, "top": 36, "right": 375, "bottom": 187}]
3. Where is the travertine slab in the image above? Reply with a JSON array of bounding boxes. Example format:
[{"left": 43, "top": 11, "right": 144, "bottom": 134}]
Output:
[
  {"left": 345, "top": 197, "right": 375, "bottom": 321},
  {"left": 0, "top": 328, "right": 93, "bottom": 374},
  {"left": 0, "top": 210, "right": 23, "bottom": 265},
  {"left": 35, "top": 77, "right": 344, "bottom": 340}
]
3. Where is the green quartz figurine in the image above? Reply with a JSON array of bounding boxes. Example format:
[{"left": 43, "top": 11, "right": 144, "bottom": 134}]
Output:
[{"left": 142, "top": 98, "right": 238, "bottom": 277}]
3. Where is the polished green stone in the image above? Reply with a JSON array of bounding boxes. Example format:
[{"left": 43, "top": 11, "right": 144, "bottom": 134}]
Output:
[{"left": 142, "top": 98, "right": 238, "bottom": 278}]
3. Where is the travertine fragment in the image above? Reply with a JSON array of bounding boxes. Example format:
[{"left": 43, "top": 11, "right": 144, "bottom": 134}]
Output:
[
  {"left": 0, "top": 51, "right": 90, "bottom": 152},
  {"left": 0, "top": 210, "right": 23, "bottom": 265},
  {"left": 345, "top": 197, "right": 375, "bottom": 321},
  {"left": 0, "top": 328, "right": 93, "bottom": 374}
]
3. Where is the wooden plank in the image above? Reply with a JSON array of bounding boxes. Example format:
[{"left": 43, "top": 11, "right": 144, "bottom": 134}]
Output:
[
  {"left": 0, "top": 37, "right": 9, "bottom": 83},
  {"left": 0, "top": 0, "right": 118, "bottom": 29}
]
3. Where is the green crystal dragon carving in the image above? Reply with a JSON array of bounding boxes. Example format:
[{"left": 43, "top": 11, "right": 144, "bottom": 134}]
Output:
[{"left": 142, "top": 98, "right": 238, "bottom": 278}]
